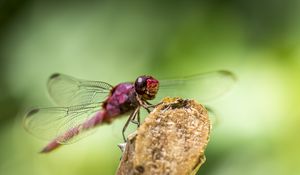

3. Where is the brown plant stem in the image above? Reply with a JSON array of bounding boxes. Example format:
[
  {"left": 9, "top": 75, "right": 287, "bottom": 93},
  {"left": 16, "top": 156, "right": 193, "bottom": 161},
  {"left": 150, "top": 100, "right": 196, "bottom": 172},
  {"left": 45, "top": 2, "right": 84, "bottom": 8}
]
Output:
[{"left": 116, "top": 97, "right": 211, "bottom": 175}]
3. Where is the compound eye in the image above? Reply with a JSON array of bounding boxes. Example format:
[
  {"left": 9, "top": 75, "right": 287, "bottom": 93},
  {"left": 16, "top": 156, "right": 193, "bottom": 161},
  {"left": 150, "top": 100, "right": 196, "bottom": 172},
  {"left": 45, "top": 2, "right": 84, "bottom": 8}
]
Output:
[
  {"left": 137, "top": 77, "right": 144, "bottom": 85},
  {"left": 135, "top": 76, "right": 147, "bottom": 95}
]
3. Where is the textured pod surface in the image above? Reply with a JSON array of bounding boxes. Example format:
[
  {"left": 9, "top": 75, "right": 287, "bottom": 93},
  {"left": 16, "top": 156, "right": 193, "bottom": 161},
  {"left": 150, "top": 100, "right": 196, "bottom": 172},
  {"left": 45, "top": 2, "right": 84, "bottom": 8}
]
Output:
[{"left": 116, "top": 97, "right": 211, "bottom": 175}]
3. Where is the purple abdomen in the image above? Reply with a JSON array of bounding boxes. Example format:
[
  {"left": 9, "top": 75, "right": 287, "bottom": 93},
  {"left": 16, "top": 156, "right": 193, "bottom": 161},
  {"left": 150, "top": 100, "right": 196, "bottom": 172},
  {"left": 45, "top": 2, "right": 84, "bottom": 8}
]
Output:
[{"left": 103, "top": 83, "right": 138, "bottom": 118}]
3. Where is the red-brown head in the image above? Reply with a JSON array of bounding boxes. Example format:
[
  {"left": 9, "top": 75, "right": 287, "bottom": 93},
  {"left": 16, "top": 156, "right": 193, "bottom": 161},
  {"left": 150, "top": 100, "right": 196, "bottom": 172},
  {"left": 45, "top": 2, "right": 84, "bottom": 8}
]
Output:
[{"left": 134, "top": 75, "right": 159, "bottom": 100}]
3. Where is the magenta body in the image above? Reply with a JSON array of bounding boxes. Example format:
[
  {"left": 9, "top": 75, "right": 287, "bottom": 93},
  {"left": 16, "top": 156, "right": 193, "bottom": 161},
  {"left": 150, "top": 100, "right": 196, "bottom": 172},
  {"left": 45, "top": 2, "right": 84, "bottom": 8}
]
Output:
[{"left": 103, "top": 83, "right": 138, "bottom": 119}]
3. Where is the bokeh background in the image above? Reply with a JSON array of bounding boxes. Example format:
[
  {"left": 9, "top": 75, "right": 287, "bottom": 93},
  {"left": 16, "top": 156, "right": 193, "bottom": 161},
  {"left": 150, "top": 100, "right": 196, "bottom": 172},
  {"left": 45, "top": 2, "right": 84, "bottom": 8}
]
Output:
[{"left": 1, "top": 0, "right": 300, "bottom": 175}]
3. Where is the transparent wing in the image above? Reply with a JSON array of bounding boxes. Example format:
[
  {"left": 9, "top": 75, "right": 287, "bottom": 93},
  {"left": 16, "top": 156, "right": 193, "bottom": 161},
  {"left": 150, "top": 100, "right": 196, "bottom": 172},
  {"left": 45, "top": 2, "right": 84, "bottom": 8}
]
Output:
[
  {"left": 47, "top": 73, "right": 113, "bottom": 106},
  {"left": 23, "top": 103, "right": 102, "bottom": 144},
  {"left": 155, "top": 70, "right": 236, "bottom": 103},
  {"left": 205, "top": 106, "right": 218, "bottom": 128}
]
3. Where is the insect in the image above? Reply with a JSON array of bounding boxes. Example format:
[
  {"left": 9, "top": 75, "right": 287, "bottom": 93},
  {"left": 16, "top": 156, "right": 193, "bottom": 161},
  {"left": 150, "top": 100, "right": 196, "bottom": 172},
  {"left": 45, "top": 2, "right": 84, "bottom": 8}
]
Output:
[{"left": 23, "top": 70, "right": 236, "bottom": 153}]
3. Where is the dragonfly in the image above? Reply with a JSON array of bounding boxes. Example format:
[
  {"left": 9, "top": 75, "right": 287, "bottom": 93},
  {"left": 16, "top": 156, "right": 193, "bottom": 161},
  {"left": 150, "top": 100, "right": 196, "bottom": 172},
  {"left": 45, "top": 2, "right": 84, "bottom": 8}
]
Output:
[{"left": 23, "top": 70, "right": 236, "bottom": 153}]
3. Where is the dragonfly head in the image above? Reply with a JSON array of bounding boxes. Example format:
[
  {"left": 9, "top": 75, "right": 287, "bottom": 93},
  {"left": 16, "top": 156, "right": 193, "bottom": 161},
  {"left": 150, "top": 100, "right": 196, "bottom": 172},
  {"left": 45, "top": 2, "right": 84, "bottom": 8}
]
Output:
[{"left": 135, "top": 75, "right": 159, "bottom": 100}]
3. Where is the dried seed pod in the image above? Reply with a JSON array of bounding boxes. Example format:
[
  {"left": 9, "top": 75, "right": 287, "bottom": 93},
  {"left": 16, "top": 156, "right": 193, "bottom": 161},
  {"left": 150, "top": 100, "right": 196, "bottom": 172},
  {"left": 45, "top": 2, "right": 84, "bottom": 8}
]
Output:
[{"left": 116, "top": 97, "right": 211, "bottom": 175}]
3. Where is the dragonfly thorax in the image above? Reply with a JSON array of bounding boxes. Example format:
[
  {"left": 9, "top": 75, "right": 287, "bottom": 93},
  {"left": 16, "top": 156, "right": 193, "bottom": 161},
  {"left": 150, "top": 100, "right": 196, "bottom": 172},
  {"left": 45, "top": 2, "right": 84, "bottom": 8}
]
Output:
[{"left": 134, "top": 75, "right": 159, "bottom": 100}]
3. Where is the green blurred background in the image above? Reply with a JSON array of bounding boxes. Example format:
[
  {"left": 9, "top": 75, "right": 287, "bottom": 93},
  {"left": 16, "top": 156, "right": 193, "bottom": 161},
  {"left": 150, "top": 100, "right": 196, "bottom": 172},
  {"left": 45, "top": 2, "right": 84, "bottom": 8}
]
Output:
[{"left": 1, "top": 0, "right": 300, "bottom": 175}]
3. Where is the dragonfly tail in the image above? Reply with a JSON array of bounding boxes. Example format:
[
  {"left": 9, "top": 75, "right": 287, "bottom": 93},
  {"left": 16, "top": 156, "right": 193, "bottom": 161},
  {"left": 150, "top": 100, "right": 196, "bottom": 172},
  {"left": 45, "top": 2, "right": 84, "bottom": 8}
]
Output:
[
  {"left": 40, "top": 140, "right": 61, "bottom": 153},
  {"left": 40, "top": 110, "right": 107, "bottom": 153}
]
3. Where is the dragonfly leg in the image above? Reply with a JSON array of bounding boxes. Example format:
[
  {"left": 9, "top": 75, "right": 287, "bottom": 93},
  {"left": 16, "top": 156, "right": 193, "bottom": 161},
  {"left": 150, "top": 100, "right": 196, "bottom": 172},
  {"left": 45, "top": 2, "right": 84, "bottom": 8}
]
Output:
[
  {"left": 137, "top": 110, "right": 140, "bottom": 127},
  {"left": 145, "top": 101, "right": 152, "bottom": 105},
  {"left": 144, "top": 107, "right": 151, "bottom": 113},
  {"left": 130, "top": 110, "right": 141, "bottom": 127},
  {"left": 143, "top": 102, "right": 162, "bottom": 113},
  {"left": 144, "top": 99, "right": 162, "bottom": 109},
  {"left": 122, "top": 107, "right": 140, "bottom": 142},
  {"left": 136, "top": 95, "right": 160, "bottom": 113}
]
